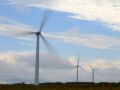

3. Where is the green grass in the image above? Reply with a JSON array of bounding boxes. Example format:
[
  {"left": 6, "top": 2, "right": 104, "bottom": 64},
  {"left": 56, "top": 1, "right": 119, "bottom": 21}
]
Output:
[{"left": 0, "top": 82, "right": 120, "bottom": 90}]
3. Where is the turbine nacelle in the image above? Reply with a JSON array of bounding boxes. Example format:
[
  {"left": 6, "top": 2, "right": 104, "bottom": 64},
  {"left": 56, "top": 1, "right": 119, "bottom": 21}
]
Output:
[
  {"left": 74, "top": 65, "right": 80, "bottom": 68},
  {"left": 35, "top": 32, "right": 41, "bottom": 36}
]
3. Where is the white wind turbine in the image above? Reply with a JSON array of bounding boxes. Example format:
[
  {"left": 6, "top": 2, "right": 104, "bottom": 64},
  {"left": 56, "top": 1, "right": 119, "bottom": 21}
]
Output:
[
  {"left": 20, "top": 10, "right": 55, "bottom": 85},
  {"left": 89, "top": 64, "right": 97, "bottom": 83},
  {"left": 73, "top": 56, "right": 85, "bottom": 83}
]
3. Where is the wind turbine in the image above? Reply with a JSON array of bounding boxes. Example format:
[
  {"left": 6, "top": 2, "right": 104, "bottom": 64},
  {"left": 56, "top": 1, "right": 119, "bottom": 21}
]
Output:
[
  {"left": 21, "top": 11, "right": 54, "bottom": 85},
  {"left": 73, "top": 56, "right": 85, "bottom": 83},
  {"left": 89, "top": 65, "right": 95, "bottom": 83}
]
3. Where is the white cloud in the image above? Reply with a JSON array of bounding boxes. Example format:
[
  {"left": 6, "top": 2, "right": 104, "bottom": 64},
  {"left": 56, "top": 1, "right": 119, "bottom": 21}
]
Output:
[
  {"left": 0, "top": 52, "right": 16, "bottom": 64},
  {"left": 69, "top": 57, "right": 120, "bottom": 82},
  {"left": 0, "top": 15, "right": 35, "bottom": 41},
  {"left": 0, "top": 51, "right": 73, "bottom": 83},
  {"left": 0, "top": 51, "right": 120, "bottom": 83},
  {"left": 45, "top": 32, "right": 120, "bottom": 49},
  {"left": 0, "top": 16, "right": 120, "bottom": 49},
  {"left": 82, "top": 59, "right": 120, "bottom": 70},
  {"left": 6, "top": 0, "right": 120, "bottom": 32},
  {"left": 0, "top": 51, "right": 72, "bottom": 69},
  {"left": 68, "top": 56, "right": 120, "bottom": 71}
]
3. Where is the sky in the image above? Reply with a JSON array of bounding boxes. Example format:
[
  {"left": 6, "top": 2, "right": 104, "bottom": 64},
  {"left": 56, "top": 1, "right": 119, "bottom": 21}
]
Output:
[{"left": 0, "top": 0, "right": 120, "bottom": 84}]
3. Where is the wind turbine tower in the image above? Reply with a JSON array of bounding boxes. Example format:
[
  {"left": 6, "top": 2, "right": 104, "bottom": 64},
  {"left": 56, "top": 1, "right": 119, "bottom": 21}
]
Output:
[
  {"left": 73, "top": 56, "right": 84, "bottom": 83},
  {"left": 21, "top": 11, "right": 52, "bottom": 85},
  {"left": 89, "top": 65, "right": 95, "bottom": 83}
]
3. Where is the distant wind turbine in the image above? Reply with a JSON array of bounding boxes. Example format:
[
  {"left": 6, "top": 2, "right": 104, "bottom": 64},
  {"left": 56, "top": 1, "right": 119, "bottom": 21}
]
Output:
[
  {"left": 73, "top": 56, "right": 85, "bottom": 83},
  {"left": 20, "top": 10, "right": 55, "bottom": 85},
  {"left": 89, "top": 65, "right": 96, "bottom": 83}
]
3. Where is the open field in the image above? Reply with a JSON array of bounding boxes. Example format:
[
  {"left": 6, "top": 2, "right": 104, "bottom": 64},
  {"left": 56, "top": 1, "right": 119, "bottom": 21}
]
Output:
[{"left": 0, "top": 82, "right": 120, "bottom": 90}]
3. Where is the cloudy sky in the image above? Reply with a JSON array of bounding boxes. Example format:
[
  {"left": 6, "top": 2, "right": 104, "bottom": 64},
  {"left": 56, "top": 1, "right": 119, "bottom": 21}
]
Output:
[{"left": 0, "top": 0, "right": 120, "bottom": 84}]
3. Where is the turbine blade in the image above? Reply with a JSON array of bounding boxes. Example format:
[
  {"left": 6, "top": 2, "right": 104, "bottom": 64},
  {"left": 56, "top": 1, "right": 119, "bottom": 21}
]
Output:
[
  {"left": 78, "top": 66, "right": 86, "bottom": 71},
  {"left": 39, "top": 10, "right": 51, "bottom": 32},
  {"left": 40, "top": 34, "right": 57, "bottom": 53},
  {"left": 17, "top": 31, "right": 36, "bottom": 36},
  {"left": 71, "top": 66, "right": 77, "bottom": 69}
]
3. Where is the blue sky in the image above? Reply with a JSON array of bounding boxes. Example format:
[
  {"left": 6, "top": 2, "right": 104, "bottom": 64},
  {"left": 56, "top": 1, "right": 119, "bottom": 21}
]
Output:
[
  {"left": 0, "top": 0, "right": 120, "bottom": 83},
  {"left": 0, "top": 1, "right": 119, "bottom": 60}
]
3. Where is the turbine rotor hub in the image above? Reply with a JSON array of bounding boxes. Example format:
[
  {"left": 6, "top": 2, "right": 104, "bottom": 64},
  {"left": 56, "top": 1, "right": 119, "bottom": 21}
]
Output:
[{"left": 35, "top": 32, "right": 41, "bottom": 36}]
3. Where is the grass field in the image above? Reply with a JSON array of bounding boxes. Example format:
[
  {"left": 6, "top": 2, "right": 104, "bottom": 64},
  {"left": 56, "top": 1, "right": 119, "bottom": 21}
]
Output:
[{"left": 0, "top": 82, "right": 120, "bottom": 90}]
